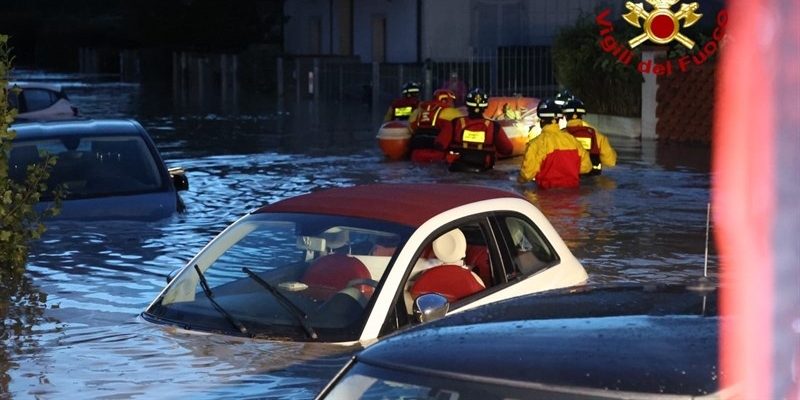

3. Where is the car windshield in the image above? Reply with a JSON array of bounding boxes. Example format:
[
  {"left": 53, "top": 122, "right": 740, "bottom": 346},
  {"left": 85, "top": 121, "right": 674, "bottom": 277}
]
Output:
[
  {"left": 145, "top": 212, "right": 412, "bottom": 342},
  {"left": 9, "top": 135, "right": 164, "bottom": 200}
]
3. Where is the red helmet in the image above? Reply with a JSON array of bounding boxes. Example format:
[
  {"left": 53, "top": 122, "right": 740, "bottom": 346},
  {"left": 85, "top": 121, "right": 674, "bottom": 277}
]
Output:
[{"left": 433, "top": 89, "right": 456, "bottom": 105}]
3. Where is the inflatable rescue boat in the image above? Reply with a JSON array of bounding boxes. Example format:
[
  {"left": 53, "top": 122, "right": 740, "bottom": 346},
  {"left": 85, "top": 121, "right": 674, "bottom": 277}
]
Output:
[{"left": 377, "top": 96, "right": 540, "bottom": 160}]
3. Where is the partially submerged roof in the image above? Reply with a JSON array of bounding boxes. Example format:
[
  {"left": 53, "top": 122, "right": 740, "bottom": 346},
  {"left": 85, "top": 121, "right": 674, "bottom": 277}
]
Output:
[
  {"left": 6, "top": 81, "right": 64, "bottom": 91},
  {"left": 358, "top": 284, "right": 721, "bottom": 395},
  {"left": 11, "top": 118, "right": 146, "bottom": 139},
  {"left": 256, "top": 183, "right": 525, "bottom": 227}
]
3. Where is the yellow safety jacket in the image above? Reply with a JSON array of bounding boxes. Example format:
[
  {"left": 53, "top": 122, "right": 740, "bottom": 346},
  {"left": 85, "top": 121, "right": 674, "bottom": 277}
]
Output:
[{"left": 518, "top": 122, "right": 592, "bottom": 188}]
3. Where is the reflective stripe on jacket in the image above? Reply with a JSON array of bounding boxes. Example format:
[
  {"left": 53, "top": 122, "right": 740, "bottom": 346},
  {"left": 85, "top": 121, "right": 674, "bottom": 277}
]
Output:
[
  {"left": 384, "top": 97, "right": 420, "bottom": 122},
  {"left": 444, "top": 116, "right": 514, "bottom": 156},
  {"left": 411, "top": 102, "right": 444, "bottom": 130}
]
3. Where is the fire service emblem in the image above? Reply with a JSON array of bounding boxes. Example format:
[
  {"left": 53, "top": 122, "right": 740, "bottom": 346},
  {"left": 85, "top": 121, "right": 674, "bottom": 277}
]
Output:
[{"left": 622, "top": 0, "right": 702, "bottom": 48}]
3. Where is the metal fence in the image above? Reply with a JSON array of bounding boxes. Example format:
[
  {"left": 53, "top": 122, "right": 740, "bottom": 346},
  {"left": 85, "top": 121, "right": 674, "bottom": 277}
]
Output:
[{"left": 279, "top": 46, "right": 559, "bottom": 108}]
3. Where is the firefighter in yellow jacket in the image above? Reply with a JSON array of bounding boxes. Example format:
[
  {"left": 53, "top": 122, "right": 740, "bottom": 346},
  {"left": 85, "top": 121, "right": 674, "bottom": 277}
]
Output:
[
  {"left": 562, "top": 98, "right": 617, "bottom": 175},
  {"left": 517, "top": 99, "right": 592, "bottom": 189}
]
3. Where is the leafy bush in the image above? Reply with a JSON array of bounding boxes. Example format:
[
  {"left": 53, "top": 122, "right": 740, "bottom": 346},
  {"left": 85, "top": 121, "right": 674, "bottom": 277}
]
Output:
[
  {"left": 0, "top": 34, "right": 62, "bottom": 276},
  {"left": 551, "top": 10, "right": 643, "bottom": 117}
]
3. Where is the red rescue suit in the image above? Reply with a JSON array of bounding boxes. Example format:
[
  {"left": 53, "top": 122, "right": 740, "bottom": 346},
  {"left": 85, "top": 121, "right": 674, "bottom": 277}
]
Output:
[
  {"left": 517, "top": 122, "right": 592, "bottom": 189},
  {"left": 436, "top": 115, "right": 514, "bottom": 172},
  {"left": 408, "top": 101, "right": 446, "bottom": 162},
  {"left": 408, "top": 101, "right": 464, "bottom": 162},
  {"left": 566, "top": 125, "right": 602, "bottom": 174}
]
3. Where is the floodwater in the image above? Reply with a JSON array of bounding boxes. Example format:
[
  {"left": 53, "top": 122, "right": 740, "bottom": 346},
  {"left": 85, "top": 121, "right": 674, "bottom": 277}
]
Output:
[{"left": 4, "top": 71, "right": 717, "bottom": 399}]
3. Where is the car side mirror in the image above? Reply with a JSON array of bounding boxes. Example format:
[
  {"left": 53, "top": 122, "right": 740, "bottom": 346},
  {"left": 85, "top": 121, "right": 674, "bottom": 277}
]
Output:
[
  {"left": 169, "top": 167, "right": 189, "bottom": 191},
  {"left": 413, "top": 293, "right": 449, "bottom": 323}
]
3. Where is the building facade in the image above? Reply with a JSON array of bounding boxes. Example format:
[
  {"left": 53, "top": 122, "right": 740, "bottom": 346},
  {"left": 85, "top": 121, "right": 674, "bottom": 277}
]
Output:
[{"left": 283, "top": 0, "right": 618, "bottom": 63}]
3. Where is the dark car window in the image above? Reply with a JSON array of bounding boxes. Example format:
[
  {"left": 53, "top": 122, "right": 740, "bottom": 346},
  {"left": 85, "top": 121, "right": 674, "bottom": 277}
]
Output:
[
  {"left": 497, "top": 215, "right": 557, "bottom": 278},
  {"left": 19, "top": 88, "right": 58, "bottom": 113},
  {"left": 10, "top": 135, "right": 164, "bottom": 200}
]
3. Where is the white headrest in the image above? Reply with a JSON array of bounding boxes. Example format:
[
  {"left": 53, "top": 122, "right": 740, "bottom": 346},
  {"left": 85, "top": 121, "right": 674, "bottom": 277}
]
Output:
[
  {"left": 432, "top": 228, "right": 466, "bottom": 264},
  {"left": 322, "top": 227, "right": 349, "bottom": 250}
]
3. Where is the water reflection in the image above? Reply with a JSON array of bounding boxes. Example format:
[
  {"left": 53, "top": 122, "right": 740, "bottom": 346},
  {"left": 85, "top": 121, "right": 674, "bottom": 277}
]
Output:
[
  {"left": 6, "top": 70, "right": 718, "bottom": 398},
  {"left": 0, "top": 273, "right": 52, "bottom": 394}
]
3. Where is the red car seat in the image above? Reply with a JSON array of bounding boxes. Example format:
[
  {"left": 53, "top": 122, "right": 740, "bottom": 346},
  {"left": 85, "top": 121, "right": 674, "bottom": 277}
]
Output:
[
  {"left": 465, "top": 245, "right": 491, "bottom": 286},
  {"left": 409, "top": 228, "right": 485, "bottom": 302},
  {"left": 410, "top": 264, "right": 486, "bottom": 303},
  {"left": 301, "top": 254, "right": 372, "bottom": 300}
]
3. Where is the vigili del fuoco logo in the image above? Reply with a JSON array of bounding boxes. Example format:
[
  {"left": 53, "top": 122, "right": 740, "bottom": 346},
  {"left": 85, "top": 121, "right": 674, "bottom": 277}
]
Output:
[{"left": 597, "top": 0, "right": 728, "bottom": 75}]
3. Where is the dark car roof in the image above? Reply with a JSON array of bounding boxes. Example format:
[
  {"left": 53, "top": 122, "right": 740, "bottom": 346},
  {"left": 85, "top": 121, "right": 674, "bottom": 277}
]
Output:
[
  {"left": 256, "top": 183, "right": 526, "bottom": 227},
  {"left": 11, "top": 118, "right": 147, "bottom": 139},
  {"left": 356, "top": 283, "right": 723, "bottom": 396}
]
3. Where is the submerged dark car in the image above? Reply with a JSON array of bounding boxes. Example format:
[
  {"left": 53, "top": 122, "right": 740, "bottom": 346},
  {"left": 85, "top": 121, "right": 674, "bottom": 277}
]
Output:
[
  {"left": 8, "top": 118, "right": 188, "bottom": 220},
  {"left": 316, "top": 283, "right": 738, "bottom": 400}
]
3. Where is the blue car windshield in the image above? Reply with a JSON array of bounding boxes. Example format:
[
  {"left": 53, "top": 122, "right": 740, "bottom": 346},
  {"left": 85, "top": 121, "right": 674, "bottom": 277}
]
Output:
[
  {"left": 145, "top": 213, "right": 413, "bottom": 342},
  {"left": 9, "top": 135, "right": 164, "bottom": 200}
]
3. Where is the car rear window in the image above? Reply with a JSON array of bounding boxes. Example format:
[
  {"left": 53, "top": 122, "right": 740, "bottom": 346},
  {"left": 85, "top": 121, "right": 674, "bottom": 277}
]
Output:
[{"left": 9, "top": 135, "right": 164, "bottom": 200}]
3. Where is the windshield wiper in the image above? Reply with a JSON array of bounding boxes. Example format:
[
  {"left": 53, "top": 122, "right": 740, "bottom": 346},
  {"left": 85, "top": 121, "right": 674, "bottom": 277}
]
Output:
[
  {"left": 242, "top": 267, "right": 318, "bottom": 340},
  {"left": 194, "top": 264, "right": 249, "bottom": 335}
]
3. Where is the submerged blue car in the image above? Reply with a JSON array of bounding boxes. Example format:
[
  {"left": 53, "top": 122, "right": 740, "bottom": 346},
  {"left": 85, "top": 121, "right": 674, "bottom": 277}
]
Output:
[
  {"left": 8, "top": 118, "right": 188, "bottom": 220},
  {"left": 317, "top": 283, "right": 738, "bottom": 399}
]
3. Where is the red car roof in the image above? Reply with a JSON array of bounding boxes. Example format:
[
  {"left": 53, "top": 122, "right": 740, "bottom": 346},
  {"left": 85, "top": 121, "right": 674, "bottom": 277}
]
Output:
[{"left": 255, "top": 183, "right": 525, "bottom": 227}]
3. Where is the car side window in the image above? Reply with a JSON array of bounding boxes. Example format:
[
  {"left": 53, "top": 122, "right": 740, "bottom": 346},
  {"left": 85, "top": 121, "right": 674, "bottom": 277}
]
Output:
[
  {"left": 398, "top": 220, "right": 491, "bottom": 320},
  {"left": 498, "top": 216, "right": 557, "bottom": 278},
  {"left": 20, "top": 88, "right": 57, "bottom": 112}
]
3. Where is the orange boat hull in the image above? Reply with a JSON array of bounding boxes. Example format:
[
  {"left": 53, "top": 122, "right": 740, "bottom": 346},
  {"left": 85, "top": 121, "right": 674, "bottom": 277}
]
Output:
[{"left": 376, "top": 121, "right": 411, "bottom": 160}]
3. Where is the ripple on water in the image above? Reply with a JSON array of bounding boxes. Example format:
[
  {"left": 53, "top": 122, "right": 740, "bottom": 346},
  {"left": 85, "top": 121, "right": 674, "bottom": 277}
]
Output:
[{"left": 9, "top": 71, "right": 717, "bottom": 398}]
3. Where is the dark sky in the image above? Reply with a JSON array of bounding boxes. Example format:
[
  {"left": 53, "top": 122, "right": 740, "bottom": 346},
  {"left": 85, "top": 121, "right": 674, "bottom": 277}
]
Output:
[{"left": 0, "top": 0, "right": 285, "bottom": 68}]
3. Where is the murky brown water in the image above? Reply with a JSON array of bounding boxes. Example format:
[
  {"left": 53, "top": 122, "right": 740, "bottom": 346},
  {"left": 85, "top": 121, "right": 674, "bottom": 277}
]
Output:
[{"left": 4, "top": 71, "right": 717, "bottom": 399}]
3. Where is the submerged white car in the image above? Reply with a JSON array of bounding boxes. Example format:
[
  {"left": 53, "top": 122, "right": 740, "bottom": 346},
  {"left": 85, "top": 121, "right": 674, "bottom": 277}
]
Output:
[
  {"left": 6, "top": 82, "right": 79, "bottom": 120},
  {"left": 141, "top": 183, "right": 588, "bottom": 344}
]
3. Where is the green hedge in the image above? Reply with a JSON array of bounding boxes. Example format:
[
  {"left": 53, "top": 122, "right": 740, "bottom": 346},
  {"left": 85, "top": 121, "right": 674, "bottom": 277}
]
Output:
[
  {"left": 551, "top": 10, "right": 643, "bottom": 117},
  {"left": 0, "top": 34, "right": 62, "bottom": 275}
]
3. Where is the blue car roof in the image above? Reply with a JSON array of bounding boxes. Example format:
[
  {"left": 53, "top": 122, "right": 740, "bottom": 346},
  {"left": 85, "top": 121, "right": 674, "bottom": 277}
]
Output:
[
  {"left": 10, "top": 118, "right": 148, "bottom": 140},
  {"left": 356, "top": 283, "right": 722, "bottom": 396}
]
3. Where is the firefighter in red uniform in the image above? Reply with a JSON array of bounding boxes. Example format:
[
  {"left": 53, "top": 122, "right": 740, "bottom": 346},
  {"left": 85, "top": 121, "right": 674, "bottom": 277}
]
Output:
[
  {"left": 562, "top": 98, "right": 617, "bottom": 175},
  {"left": 435, "top": 88, "right": 514, "bottom": 172},
  {"left": 517, "top": 99, "right": 592, "bottom": 188},
  {"left": 383, "top": 82, "right": 421, "bottom": 122},
  {"left": 407, "top": 89, "right": 464, "bottom": 162}
]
